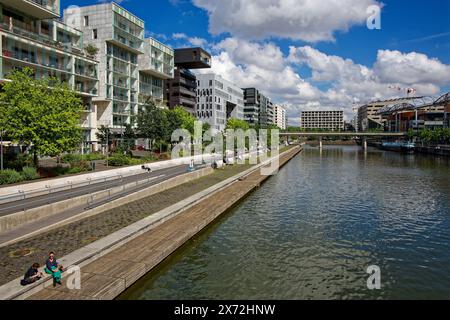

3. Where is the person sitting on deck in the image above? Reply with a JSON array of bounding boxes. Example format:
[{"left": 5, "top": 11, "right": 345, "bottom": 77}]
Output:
[
  {"left": 44, "top": 252, "right": 63, "bottom": 287},
  {"left": 20, "top": 263, "right": 43, "bottom": 286}
]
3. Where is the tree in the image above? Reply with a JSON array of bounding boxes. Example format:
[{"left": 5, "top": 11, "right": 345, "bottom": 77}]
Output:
[
  {"left": 0, "top": 68, "right": 83, "bottom": 166},
  {"left": 226, "top": 118, "right": 250, "bottom": 131},
  {"left": 96, "top": 125, "right": 114, "bottom": 151},
  {"left": 136, "top": 99, "right": 169, "bottom": 152},
  {"left": 165, "top": 106, "right": 198, "bottom": 136},
  {"left": 122, "top": 123, "right": 136, "bottom": 152}
]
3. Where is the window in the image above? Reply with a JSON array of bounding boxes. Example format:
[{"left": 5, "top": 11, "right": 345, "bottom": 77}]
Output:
[
  {"left": 92, "top": 29, "right": 97, "bottom": 39},
  {"left": 84, "top": 16, "right": 89, "bottom": 27}
]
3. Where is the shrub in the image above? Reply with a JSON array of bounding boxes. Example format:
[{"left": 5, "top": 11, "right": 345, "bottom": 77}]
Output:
[
  {"left": 21, "top": 167, "right": 40, "bottom": 181},
  {"left": 108, "top": 154, "right": 131, "bottom": 167},
  {"left": 61, "top": 153, "right": 104, "bottom": 163},
  {"left": 0, "top": 169, "right": 24, "bottom": 185},
  {"left": 70, "top": 160, "right": 91, "bottom": 172},
  {"left": 158, "top": 153, "right": 171, "bottom": 161}
]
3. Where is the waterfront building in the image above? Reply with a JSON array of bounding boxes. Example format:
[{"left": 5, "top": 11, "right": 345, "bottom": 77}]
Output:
[
  {"left": 64, "top": 2, "right": 144, "bottom": 137},
  {"left": 377, "top": 94, "right": 449, "bottom": 132},
  {"left": 356, "top": 98, "right": 415, "bottom": 132},
  {"left": 138, "top": 38, "right": 174, "bottom": 105},
  {"left": 166, "top": 47, "right": 211, "bottom": 115},
  {"left": 273, "top": 104, "right": 287, "bottom": 130},
  {"left": 0, "top": 0, "right": 99, "bottom": 150},
  {"left": 300, "top": 110, "right": 344, "bottom": 131},
  {"left": 64, "top": 2, "right": 175, "bottom": 147},
  {"left": 196, "top": 73, "right": 244, "bottom": 132},
  {"left": 243, "top": 87, "right": 274, "bottom": 127}
]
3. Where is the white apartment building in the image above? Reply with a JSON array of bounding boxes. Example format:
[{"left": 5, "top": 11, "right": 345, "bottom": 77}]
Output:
[
  {"left": 300, "top": 110, "right": 344, "bottom": 131},
  {"left": 0, "top": 0, "right": 99, "bottom": 150},
  {"left": 274, "top": 105, "right": 287, "bottom": 130},
  {"left": 196, "top": 73, "right": 244, "bottom": 131},
  {"left": 64, "top": 3, "right": 174, "bottom": 145}
]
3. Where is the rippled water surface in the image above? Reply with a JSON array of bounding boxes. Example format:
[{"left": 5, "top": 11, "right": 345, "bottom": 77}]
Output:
[{"left": 121, "top": 146, "right": 450, "bottom": 300}]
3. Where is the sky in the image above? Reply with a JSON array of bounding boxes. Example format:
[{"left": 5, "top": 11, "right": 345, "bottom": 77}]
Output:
[{"left": 61, "top": 0, "right": 450, "bottom": 125}]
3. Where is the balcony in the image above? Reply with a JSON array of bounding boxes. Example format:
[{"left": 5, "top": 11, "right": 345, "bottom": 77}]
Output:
[
  {"left": 2, "top": 49, "right": 72, "bottom": 74},
  {"left": 108, "top": 30, "right": 143, "bottom": 55},
  {"left": 0, "top": 0, "right": 59, "bottom": 19}
]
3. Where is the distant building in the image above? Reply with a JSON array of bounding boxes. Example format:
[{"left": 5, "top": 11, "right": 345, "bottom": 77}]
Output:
[
  {"left": 165, "top": 47, "right": 211, "bottom": 114},
  {"left": 243, "top": 88, "right": 274, "bottom": 127},
  {"left": 300, "top": 110, "right": 344, "bottom": 131},
  {"left": 377, "top": 94, "right": 449, "bottom": 132},
  {"left": 273, "top": 105, "right": 287, "bottom": 130},
  {"left": 196, "top": 73, "right": 244, "bottom": 131},
  {"left": 357, "top": 98, "right": 414, "bottom": 132}
]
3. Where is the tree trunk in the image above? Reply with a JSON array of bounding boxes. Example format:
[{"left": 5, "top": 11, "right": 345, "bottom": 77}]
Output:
[{"left": 33, "top": 150, "right": 38, "bottom": 167}]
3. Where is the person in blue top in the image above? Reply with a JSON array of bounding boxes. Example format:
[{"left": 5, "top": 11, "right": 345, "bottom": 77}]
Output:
[
  {"left": 20, "top": 263, "right": 43, "bottom": 286},
  {"left": 44, "top": 252, "right": 63, "bottom": 287}
]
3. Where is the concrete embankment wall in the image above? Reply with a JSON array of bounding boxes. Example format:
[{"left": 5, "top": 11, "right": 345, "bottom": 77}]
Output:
[
  {"left": 20, "top": 146, "right": 301, "bottom": 300},
  {"left": 0, "top": 167, "right": 214, "bottom": 244}
]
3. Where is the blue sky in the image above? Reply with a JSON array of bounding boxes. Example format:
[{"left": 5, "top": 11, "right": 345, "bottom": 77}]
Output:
[{"left": 61, "top": 0, "right": 450, "bottom": 123}]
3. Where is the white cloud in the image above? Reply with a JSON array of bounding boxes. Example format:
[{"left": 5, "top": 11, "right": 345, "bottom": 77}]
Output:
[
  {"left": 373, "top": 50, "right": 450, "bottom": 86},
  {"left": 172, "top": 33, "right": 208, "bottom": 47},
  {"left": 196, "top": 38, "right": 450, "bottom": 125},
  {"left": 192, "top": 0, "right": 380, "bottom": 42}
]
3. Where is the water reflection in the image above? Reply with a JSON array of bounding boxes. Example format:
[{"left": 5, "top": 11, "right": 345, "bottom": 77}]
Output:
[{"left": 120, "top": 146, "right": 450, "bottom": 300}]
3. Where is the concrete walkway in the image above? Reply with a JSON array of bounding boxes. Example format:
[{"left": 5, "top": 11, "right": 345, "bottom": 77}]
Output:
[{"left": 27, "top": 147, "right": 301, "bottom": 300}]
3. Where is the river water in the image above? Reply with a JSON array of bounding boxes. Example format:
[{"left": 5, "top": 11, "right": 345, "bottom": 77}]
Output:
[{"left": 120, "top": 146, "right": 450, "bottom": 300}]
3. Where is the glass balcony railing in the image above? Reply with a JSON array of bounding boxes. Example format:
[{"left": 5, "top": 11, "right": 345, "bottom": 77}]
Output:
[
  {"left": 1, "top": 16, "right": 82, "bottom": 55},
  {"left": 2, "top": 49, "right": 72, "bottom": 73},
  {"left": 29, "top": 0, "right": 58, "bottom": 13},
  {"left": 75, "top": 66, "right": 97, "bottom": 78}
]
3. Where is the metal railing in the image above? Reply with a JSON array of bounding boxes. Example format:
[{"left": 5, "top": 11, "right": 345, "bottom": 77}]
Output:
[{"left": 0, "top": 168, "right": 149, "bottom": 206}]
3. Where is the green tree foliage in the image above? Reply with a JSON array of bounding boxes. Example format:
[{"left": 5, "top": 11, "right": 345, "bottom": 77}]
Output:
[
  {"left": 226, "top": 118, "right": 250, "bottom": 131},
  {"left": 166, "top": 106, "right": 196, "bottom": 135},
  {"left": 0, "top": 68, "right": 83, "bottom": 165},
  {"left": 96, "top": 125, "right": 114, "bottom": 148},
  {"left": 137, "top": 99, "right": 169, "bottom": 151}
]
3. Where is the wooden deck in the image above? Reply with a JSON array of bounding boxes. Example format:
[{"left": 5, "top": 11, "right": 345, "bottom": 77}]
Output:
[{"left": 28, "top": 147, "right": 301, "bottom": 300}]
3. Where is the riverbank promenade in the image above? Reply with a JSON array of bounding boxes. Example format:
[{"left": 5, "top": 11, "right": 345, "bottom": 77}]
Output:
[{"left": 0, "top": 146, "right": 301, "bottom": 300}]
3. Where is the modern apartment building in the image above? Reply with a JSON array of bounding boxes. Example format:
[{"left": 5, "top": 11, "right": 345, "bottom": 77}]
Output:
[
  {"left": 64, "top": 2, "right": 145, "bottom": 138},
  {"left": 196, "top": 73, "right": 244, "bottom": 132},
  {"left": 138, "top": 37, "right": 174, "bottom": 105},
  {"left": 0, "top": 0, "right": 99, "bottom": 149},
  {"left": 300, "top": 110, "right": 344, "bottom": 131},
  {"left": 165, "top": 47, "right": 211, "bottom": 114},
  {"left": 64, "top": 4, "right": 174, "bottom": 147},
  {"left": 243, "top": 88, "right": 274, "bottom": 127},
  {"left": 274, "top": 104, "right": 287, "bottom": 130}
]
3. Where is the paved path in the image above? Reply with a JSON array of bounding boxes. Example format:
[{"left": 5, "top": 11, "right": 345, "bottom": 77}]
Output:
[
  {"left": 27, "top": 148, "right": 300, "bottom": 300},
  {"left": 0, "top": 165, "right": 188, "bottom": 217}
]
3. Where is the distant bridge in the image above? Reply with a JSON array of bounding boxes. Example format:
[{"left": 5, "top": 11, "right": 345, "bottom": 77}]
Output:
[
  {"left": 279, "top": 132, "right": 406, "bottom": 137},
  {"left": 279, "top": 132, "right": 407, "bottom": 149}
]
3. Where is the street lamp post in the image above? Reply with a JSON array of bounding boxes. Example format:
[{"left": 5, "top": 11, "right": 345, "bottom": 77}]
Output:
[{"left": 0, "top": 130, "right": 4, "bottom": 171}]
